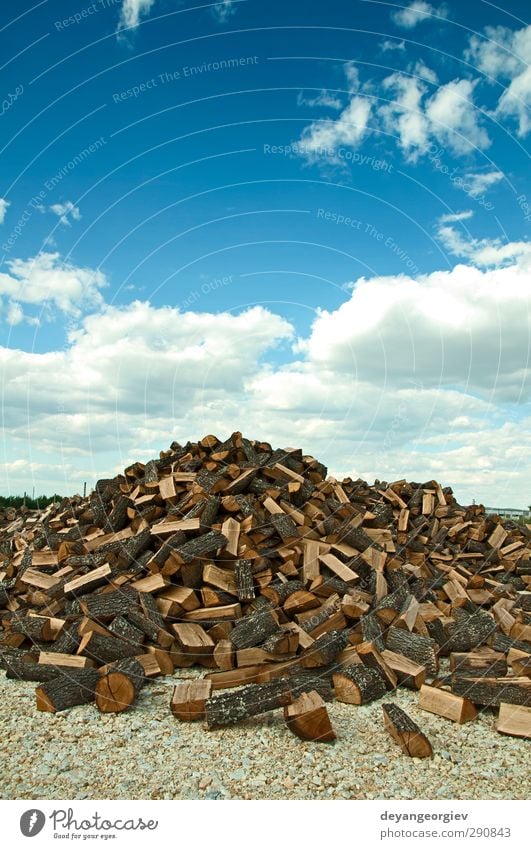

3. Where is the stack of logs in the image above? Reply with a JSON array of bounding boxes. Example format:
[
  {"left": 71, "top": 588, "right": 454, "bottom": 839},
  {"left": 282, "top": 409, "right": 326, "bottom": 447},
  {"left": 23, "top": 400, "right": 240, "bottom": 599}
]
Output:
[{"left": 0, "top": 432, "right": 530, "bottom": 749}]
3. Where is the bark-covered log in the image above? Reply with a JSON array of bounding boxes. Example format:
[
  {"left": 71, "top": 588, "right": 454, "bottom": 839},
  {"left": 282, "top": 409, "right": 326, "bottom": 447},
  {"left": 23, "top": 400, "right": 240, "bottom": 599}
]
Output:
[
  {"left": 205, "top": 680, "right": 293, "bottom": 728},
  {"left": 80, "top": 588, "right": 139, "bottom": 621},
  {"left": 492, "top": 633, "right": 531, "bottom": 656},
  {"left": 300, "top": 629, "right": 349, "bottom": 668},
  {"left": 445, "top": 609, "right": 497, "bottom": 652},
  {"left": 451, "top": 676, "right": 531, "bottom": 707},
  {"left": 174, "top": 530, "right": 227, "bottom": 563},
  {"left": 333, "top": 664, "right": 387, "bottom": 705},
  {"left": 104, "top": 496, "right": 131, "bottom": 533},
  {"left": 107, "top": 615, "right": 145, "bottom": 648},
  {"left": 36, "top": 669, "right": 100, "bottom": 712},
  {"left": 386, "top": 626, "right": 439, "bottom": 676},
  {"left": 285, "top": 670, "right": 334, "bottom": 702},
  {"left": 77, "top": 631, "right": 140, "bottom": 664},
  {"left": 6, "top": 657, "right": 63, "bottom": 681},
  {"left": 382, "top": 702, "right": 433, "bottom": 758},
  {"left": 270, "top": 513, "right": 299, "bottom": 543},
  {"left": 361, "top": 613, "right": 386, "bottom": 651},
  {"left": 230, "top": 607, "right": 278, "bottom": 650},
  {"left": 234, "top": 559, "right": 255, "bottom": 602},
  {"left": 95, "top": 658, "right": 145, "bottom": 713}
]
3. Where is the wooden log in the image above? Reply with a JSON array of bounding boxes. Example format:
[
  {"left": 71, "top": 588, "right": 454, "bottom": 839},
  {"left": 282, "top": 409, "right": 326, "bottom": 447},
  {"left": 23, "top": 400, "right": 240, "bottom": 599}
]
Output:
[
  {"left": 284, "top": 691, "right": 335, "bottom": 742},
  {"left": 205, "top": 680, "right": 293, "bottom": 728},
  {"left": 229, "top": 607, "right": 278, "bottom": 649},
  {"left": 446, "top": 609, "right": 496, "bottom": 652},
  {"left": 419, "top": 684, "right": 477, "bottom": 723},
  {"left": 171, "top": 680, "right": 213, "bottom": 720},
  {"left": 95, "top": 658, "right": 145, "bottom": 712},
  {"left": 63, "top": 564, "right": 112, "bottom": 598},
  {"left": 172, "top": 530, "right": 227, "bottom": 564},
  {"left": 451, "top": 676, "right": 531, "bottom": 707},
  {"left": 36, "top": 669, "right": 100, "bottom": 712},
  {"left": 449, "top": 651, "right": 507, "bottom": 678},
  {"left": 79, "top": 587, "right": 138, "bottom": 621},
  {"left": 234, "top": 559, "right": 255, "bottom": 602},
  {"left": 382, "top": 703, "right": 433, "bottom": 758},
  {"left": 300, "top": 629, "right": 349, "bottom": 668},
  {"left": 213, "top": 639, "right": 234, "bottom": 670},
  {"left": 333, "top": 663, "right": 387, "bottom": 705},
  {"left": 357, "top": 641, "right": 398, "bottom": 690},
  {"left": 386, "top": 626, "right": 439, "bottom": 676},
  {"left": 381, "top": 649, "right": 426, "bottom": 689},
  {"left": 496, "top": 703, "right": 531, "bottom": 739},
  {"left": 172, "top": 623, "right": 214, "bottom": 655},
  {"left": 76, "top": 631, "right": 139, "bottom": 664}
]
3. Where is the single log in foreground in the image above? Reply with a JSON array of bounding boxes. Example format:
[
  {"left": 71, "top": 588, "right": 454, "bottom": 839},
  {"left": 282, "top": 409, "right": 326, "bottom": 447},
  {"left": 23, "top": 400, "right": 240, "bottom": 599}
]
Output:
[
  {"left": 171, "top": 680, "right": 213, "bottom": 721},
  {"left": 382, "top": 702, "right": 433, "bottom": 758},
  {"left": 284, "top": 690, "right": 336, "bottom": 742},
  {"left": 419, "top": 684, "right": 478, "bottom": 724},
  {"left": 36, "top": 669, "right": 100, "bottom": 713},
  {"left": 451, "top": 676, "right": 531, "bottom": 707},
  {"left": 205, "top": 680, "right": 293, "bottom": 728},
  {"left": 95, "top": 658, "right": 146, "bottom": 713},
  {"left": 496, "top": 703, "right": 531, "bottom": 739}
]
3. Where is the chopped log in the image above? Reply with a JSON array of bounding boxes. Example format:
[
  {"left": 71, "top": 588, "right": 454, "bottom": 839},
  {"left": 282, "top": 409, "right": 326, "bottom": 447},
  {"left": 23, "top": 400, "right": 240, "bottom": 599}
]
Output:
[
  {"left": 95, "top": 658, "right": 145, "bottom": 712},
  {"left": 36, "top": 669, "right": 100, "bottom": 712},
  {"left": 361, "top": 613, "right": 385, "bottom": 651},
  {"left": 63, "top": 564, "right": 112, "bottom": 598},
  {"left": 173, "top": 623, "right": 214, "bottom": 655},
  {"left": 230, "top": 607, "right": 278, "bottom": 649},
  {"left": 333, "top": 663, "right": 387, "bottom": 705},
  {"left": 386, "top": 626, "right": 439, "bottom": 676},
  {"left": 79, "top": 587, "right": 138, "bottom": 621},
  {"left": 446, "top": 609, "right": 496, "bottom": 651},
  {"left": 271, "top": 513, "right": 299, "bottom": 543},
  {"left": 449, "top": 651, "right": 507, "bottom": 678},
  {"left": 382, "top": 703, "right": 433, "bottom": 758},
  {"left": 496, "top": 703, "right": 531, "bottom": 739},
  {"left": 381, "top": 649, "right": 426, "bottom": 689},
  {"left": 357, "top": 642, "right": 398, "bottom": 690},
  {"left": 284, "top": 670, "right": 334, "bottom": 702},
  {"left": 76, "top": 631, "right": 139, "bottom": 664},
  {"left": 173, "top": 531, "right": 228, "bottom": 564},
  {"left": 205, "top": 680, "right": 293, "bottom": 728},
  {"left": 451, "top": 676, "right": 531, "bottom": 707},
  {"left": 213, "top": 638, "right": 234, "bottom": 670},
  {"left": 171, "top": 680, "right": 213, "bottom": 720},
  {"left": 284, "top": 691, "right": 336, "bottom": 742},
  {"left": 300, "top": 629, "right": 349, "bottom": 668},
  {"left": 419, "top": 684, "right": 478, "bottom": 723},
  {"left": 234, "top": 559, "right": 255, "bottom": 602}
]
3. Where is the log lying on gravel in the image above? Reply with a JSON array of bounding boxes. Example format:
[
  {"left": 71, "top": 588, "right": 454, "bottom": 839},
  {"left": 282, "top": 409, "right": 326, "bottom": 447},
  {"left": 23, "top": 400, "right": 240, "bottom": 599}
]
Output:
[
  {"left": 95, "top": 658, "right": 145, "bottom": 713},
  {"left": 496, "top": 703, "right": 531, "bottom": 739},
  {"left": 284, "top": 690, "right": 335, "bottom": 741},
  {"left": 382, "top": 703, "right": 433, "bottom": 758},
  {"left": 205, "top": 680, "right": 293, "bottom": 728},
  {"left": 0, "top": 430, "right": 529, "bottom": 752},
  {"left": 171, "top": 680, "right": 212, "bottom": 721},
  {"left": 36, "top": 669, "right": 100, "bottom": 712},
  {"left": 419, "top": 684, "right": 478, "bottom": 724}
]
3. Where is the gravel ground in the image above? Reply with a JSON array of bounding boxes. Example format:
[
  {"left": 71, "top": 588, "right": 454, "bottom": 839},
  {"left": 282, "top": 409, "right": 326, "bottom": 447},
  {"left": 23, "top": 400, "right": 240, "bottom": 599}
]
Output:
[{"left": 0, "top": 671, "right": 528, "bottom": 801}]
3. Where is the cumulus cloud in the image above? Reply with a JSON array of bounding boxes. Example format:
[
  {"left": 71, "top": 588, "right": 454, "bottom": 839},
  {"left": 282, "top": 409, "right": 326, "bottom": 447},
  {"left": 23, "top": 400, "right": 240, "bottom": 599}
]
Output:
[
  {"left": 118, "top": 0, "right": 155, "bottom": 29},
  {"left": 425, "top": 78, "right": 490, "bottom": 153},
  {"left": 392, "top": 1, "right": 447, "bottom": 29},
  {"left": 466, "top": 24, "right": 531, "bottom": 136},
  {"left": 48, "top": 201, "right": 81, "bottom": 227},
  {"left": 380, "top": 39, "right": 406, "bottom": 52},
  {"left": 0, "top": 253, "right": 106, "bottom": 319},
  {"left": 0, "top": 198, "right": 9, "bottom": 225},
  {"left": 436, "top": 217, "right": 530, "bottom": 267},
  {"left": 298, "top": 95, "right": 372, "bottom": 163},
  {"left": 462, "top": 170, "right": 504, "bottom": 198}
]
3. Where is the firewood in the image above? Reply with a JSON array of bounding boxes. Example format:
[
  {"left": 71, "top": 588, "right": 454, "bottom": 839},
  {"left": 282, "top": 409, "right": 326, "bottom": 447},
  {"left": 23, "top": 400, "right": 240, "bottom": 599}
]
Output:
[
  {"left": 333, "top": 663, "right": 387, "bottom": 704},
  {"left": 213, "top": 638, "right": 234, "bottom": 670},
  {"left": 284, "top": 690, "right": 335, "bottom": 741},
  {"left": 381, "top": 649, "right": 426, "bottom": 689},
  {"left": 419, "top": 684, "right": 478, "bottom": 723},
  {"left": 171, "top": 680, "right": 213, "bottom": 720},
  {"left": 63, "top": 564, "right": 112, "bottom": 598},
  {"left": 229, "top": 606, "right": 278, "bottom": 649},
  {"left": 496, "top": 703, "right": 531, "bottom": 739},
  {"left": 77, "top": 631, "right": 140, "bottom": 664},
  {"left": 36, "top": 669, "right": 100, "bottom": 712},
  {"left": 357, "top": 641, "right": 398, "bottom": 689},
  {"left": 386, "top": 626, "right": 439, "bottom": 676},
  {"left": 205, "top": 680, "right": 293, "bottom": 728},
  {"left": 382, "top": 703, "right": 433, "bottom": 758},
  {"left": 300, "top": 629, "right": 349, "bottom": 668},
  {"left": 95, "top": 658, "right": 146, "bottom": 712},
  {"left": 234, "top": 559, "right": 255, "bottom": 601},
  {"left": 451, "top": 676, "right": 531, "bottom": 707}
]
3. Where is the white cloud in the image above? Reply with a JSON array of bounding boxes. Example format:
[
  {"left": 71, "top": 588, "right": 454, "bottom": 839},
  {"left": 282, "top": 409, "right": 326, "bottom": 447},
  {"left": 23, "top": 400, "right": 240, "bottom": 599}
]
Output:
[
  {"left": 298, "top": 95, "right": 372, "bottom": 163},
  {"left": 438, "top": 210, "right": 474, "bottom": 223},
  {"left": 0, "top": 198, "right": 9, "bottom": 225},
  {"left": 466, "top": 24, "right": 531, "bottom": 136},
  {"left": 425, "top": 78, "right": 490, "bottom": 154},
  {"left": 118, "top": 0, "right": 155, "bottom": 29},
  {"left": 213, "top": 1, "right": 236, "bottom": 23},
  {"left": 436, "top": 217, "right": 530, "bottom": 267},
  {"left": 0, "top": 252, "right": 106, "bottom": 319},
  {"left": 380, "top": 39, "right": 406, "bottom": 52},
  {"left": 49, "top": 201, "right": 81, "bottom": 227},
  {"left": 297, "top": 90, "right": 343, "bottom": 110},
  {"left": 5, "top": 301, "right": 24, "bottom": 325},
  {"left": 392, "top": 1, "right": 447, "bottom": 29},
  {"left": 381, "top": 73, "right": 430, "bottom": 161},
  {"left": 463, "top": 170, "right": 504, "bottom": 198}
]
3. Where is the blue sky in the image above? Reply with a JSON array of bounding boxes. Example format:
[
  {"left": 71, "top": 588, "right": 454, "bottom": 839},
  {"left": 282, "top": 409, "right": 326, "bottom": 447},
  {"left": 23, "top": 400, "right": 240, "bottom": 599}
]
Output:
[{"left": 0, "top": 0, "right": 530, "bottom": 507}]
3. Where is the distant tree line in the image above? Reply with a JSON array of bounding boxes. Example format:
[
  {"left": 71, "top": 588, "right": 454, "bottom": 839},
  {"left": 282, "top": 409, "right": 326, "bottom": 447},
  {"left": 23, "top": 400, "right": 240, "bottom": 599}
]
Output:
[{"left": 0, "top": 494, "right": 64, "bottom": 511}]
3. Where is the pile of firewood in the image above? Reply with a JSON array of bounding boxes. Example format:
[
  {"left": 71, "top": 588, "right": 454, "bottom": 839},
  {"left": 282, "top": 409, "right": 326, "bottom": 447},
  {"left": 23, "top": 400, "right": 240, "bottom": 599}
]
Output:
[{"left": 0, "top": 432, "right": 530, "bottom": 749}]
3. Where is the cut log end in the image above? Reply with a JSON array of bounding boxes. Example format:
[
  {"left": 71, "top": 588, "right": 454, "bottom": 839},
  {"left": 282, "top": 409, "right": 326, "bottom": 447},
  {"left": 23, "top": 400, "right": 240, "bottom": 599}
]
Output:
[{"left": 284, "top": 690, "right": 335, "bottom": 742}]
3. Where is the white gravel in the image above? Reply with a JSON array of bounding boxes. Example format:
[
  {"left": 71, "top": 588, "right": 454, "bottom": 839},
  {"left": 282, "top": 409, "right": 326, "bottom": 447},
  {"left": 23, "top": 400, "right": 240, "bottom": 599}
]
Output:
[{"left": 0, "top": 672, "right": 528, "bottom": 801}]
